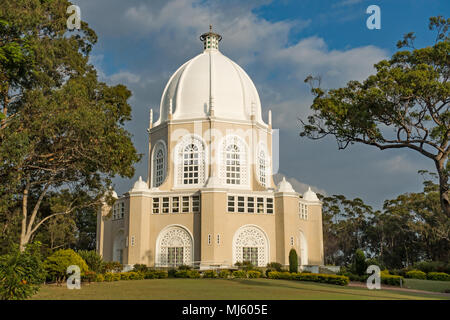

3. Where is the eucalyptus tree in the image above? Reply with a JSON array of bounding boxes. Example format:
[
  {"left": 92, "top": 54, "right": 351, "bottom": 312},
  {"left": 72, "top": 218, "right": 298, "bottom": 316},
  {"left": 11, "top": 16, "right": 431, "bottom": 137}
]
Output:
[
  {"left": 0, "top": 0, "right": 141, "bottom": 251},
  {"left": 301, "top": 17, "right": 450, "bottom": 217}
]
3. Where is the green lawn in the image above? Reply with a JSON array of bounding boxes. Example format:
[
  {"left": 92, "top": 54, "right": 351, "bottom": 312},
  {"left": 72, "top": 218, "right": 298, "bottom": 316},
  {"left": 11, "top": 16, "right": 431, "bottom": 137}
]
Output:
[
  {"left": 31, "top": 278, "right": 450, "bottom": 300},
  {"left": 404, "top": 278, "right": 450, "bottom": 293}
]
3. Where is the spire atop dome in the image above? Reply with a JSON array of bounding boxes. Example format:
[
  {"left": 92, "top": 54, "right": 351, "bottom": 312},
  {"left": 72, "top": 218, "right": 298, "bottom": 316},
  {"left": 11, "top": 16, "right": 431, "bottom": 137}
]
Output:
[{"left": 200, "top": 25, "right": 222, "bottom": 51}]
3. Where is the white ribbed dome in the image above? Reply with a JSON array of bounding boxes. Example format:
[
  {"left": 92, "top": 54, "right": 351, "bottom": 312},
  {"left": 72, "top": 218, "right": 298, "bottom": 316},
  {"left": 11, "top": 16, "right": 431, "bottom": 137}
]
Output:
[{"left": 155, "top": 29, "right": 265, "bottom": 126}]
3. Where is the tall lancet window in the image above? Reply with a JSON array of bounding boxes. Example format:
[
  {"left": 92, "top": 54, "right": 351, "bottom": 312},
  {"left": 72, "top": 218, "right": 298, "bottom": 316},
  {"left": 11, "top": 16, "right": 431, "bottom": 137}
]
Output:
[
  {"left": 221, "top": 136, "right": 247, "bottom": 186},
  {"left": 258, "top": 150, "right": 267, "bottom": 187},
  {"left": 226, "top": 145, "right": 241, "bottom": 185},
  {"left": 176, "top": 136, "right": 206, "bottom": 186},
  {"left": 183, "top": 144, "right": 200, "bottom": 184},
  {"left": 153, "top": 141, "right": 167, "bottom": 188}
]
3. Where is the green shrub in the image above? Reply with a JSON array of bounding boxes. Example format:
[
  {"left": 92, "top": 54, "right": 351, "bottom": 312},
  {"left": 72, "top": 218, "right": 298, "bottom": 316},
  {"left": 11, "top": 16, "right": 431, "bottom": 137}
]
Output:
[
  {"left": 202, "top": 270, "right": 217, "bottom": 278},
  {"left": 175, "top": 270, "right": 200, "bottom": 278},
  {"left": 232, "top": 270, "right": 247, "bottom": 278},
  {"left": 95, "top": 274, "right": 104, "bottom": 282},
  {"left": 178, "top": 264, "right": 192, "bottom": 270},
  {"left": 265, "top": 268, "right": 274, "bottom": 278},
  {"left": 168, "top": 268, "right": 177, "bottom": 278},
  {"left": 43, "top": 249, "right": 89, "bottom": 282},
  {"left": 381, "top": 274, "right": 403, "bottom": 286},
  {"left": 127, "top": 271, "right": 144, "bottom": 280},
  {"left": 174, "top": 270, "right": 190, "bottom": 278},
  {"left": 82, "top": 270, "right": 97, "bottom": 283},
  {"left": 352, "top": 249, "right": 367, "bottom": 276},
  {"left": 144, "top": 269, "right": 168, "bottom": 279},
  {"left": 104, "top": 272, "right": 120, "bottom": 282},
  {"left": 247, "top": 270, "right": 261, "bottom": 278},
  {"left": 77, "top": 250, "right": 103, "bottom": 273},
  {"left": 188, "top": 270, "right": 200, "bottom": 278},
  {"left": 234, "top": 261, "right": 257, "bottom": 271},
  {"left": 0, "top": 243, "right": 46, "bottom": 300},
  {"left": 406, "top": 270, "right": 427, "bottom": 279},
  {"left": 413, "top": 261, "right": 450, "bottom": 274},
  {"left": 269, "top": 271, "right": 349, "bottom": 286},
  {"left": 389, "top": 268, "right": 407, "bottom": 277},
  {"left": 279, "top": 271, "right": 292, "bottom": 280},
  {"left": 132, "top": 264, "right": 149, "bottom": 273},
  {"left": 427, "top": 272, "right": 450, "bottom": 281},
  {"left": 289, "top": 249, "right": 298, "bottom": 273},
  {"left": 218, "top": 270, "right": 231, "bottom": 279},
  {"left": 120, "top": 272, "right": 130, "bottom": 280},
  {"left": 102, "top": 261, "right": 123, "bottom": 273},
  {"left": 365, "top": 257, "right": 385, "bottom": 270},
  {"left": 266, "top": 262, "right": 283, "bottom": 271}
]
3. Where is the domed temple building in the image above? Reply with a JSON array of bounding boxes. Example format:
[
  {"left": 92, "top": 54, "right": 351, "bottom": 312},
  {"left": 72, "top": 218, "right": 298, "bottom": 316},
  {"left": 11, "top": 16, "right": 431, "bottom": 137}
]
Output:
[{"left": 96, "top": 28, "right": 324, "bottom": 270}]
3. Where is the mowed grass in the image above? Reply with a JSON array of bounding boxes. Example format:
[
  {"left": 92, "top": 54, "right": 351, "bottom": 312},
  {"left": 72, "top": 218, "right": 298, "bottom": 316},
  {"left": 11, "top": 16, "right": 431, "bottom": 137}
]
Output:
[
  {"left": 404, "top": 278, "right": 450, "bottom": 293},
  {"left": 31, "top": 278, "right": 450, "bottom": 300}
]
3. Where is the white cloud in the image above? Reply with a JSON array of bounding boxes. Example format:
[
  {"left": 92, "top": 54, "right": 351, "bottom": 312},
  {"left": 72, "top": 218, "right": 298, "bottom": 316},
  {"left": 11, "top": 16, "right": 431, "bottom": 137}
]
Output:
[
  {"left": 273, "top": 173, "right": 327, "bottom": 196},
  {"left": 377, "top": 155, "right": 418, "bottom": 174}
]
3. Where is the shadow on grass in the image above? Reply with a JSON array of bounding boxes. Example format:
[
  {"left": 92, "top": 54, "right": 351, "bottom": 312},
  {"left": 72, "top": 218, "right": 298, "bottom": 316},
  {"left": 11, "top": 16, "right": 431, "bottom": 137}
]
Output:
[{"left": 230, "top": 278, "right": 438, "bottom": 300}]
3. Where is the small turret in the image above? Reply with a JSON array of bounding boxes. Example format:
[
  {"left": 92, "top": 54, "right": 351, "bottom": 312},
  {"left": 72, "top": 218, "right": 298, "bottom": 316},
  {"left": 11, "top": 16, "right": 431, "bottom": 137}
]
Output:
[{"left": 200, "top": 25, "right": 222, "bottom": 51}]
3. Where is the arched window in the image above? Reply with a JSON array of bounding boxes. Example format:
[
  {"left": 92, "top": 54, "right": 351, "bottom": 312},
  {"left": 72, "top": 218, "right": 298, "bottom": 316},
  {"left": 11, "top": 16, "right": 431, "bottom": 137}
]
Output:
[
  {"left": 258, "top": 150, "right": 266, "bottom": 187},
  {"left": 226, "top": 144, "right": 241, "bottom": 185},
  {"left": 221, "top": 136, "right": 247, "bottom": 186},
  {"left": 232, "top": 225, "right": 269, "bottom": 267},
  {"left": 152, "top": 142, "right": 167, "bottom": 188},
  {"left": 156, "top": 226, "right": 193, "bottom": 267},
  {"left": 183, "top": 143, "right": 199, "bottom": 184},
  {"left": 176, "top": 136, "right": 206, "bottom": 186}
]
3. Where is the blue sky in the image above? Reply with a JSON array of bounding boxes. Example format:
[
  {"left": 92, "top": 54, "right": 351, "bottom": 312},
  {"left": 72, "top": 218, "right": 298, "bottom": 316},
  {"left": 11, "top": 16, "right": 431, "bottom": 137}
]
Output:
[{"left": 74, "top": 0, "right": 449, "bottom": 209}]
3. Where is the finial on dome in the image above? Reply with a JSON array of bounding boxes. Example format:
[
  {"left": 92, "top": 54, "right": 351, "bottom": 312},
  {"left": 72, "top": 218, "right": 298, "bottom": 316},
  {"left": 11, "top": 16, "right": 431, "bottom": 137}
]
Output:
[
  {"left": 303, "top": 186, "right": 319, "bottom": 202},
  {"left": 130, "top": 176, "right": 149, "bottom": 193},
  {"left": 200, "top": 26, "right": 222, "bottom": 51},
  {"left": 277, "top": 176, "right": 295, "bottom": 193}
]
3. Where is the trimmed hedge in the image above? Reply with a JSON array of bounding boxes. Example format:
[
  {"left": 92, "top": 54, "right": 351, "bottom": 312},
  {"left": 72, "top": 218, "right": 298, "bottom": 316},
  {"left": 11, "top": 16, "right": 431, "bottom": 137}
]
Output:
[
  {"left": 202, "top": 270, "right": 217, "bottom": 278},
  {"left": 247, "top": 270, "right": 262, "bottom": 278},
  {"left": 218, "top": 270, "right": 231, "bottom": 279},
  {"left": 81, "top": 270, "right": 97, "bottom": 283},
  {"left": 175, "top": 270, "right": 200, "bottom": 278},
  {"left": 127, "top": 272, "right": 145, "bottom": 280},
  {"left": 94, "top": 274, "right": 104, "bottom": 282},
  {"left": 427, "top": 272, "right": 450, "bottom": 281},
  {"left": 144, "top": 269, "right": 168, "bottom": 279},
  {"left": 104, "top": 272, "right": 120, "bottom": 282},
  {"left": 268, "top": 271, "right": 349, "bottom": 286},
  {"left": 232, "top": 270, "right": 247, "bottom": 278},
  {"left": 406, "top": 270, "right": 427, "bottom": 280},
  {"left": 381, "top": 274, "right": 403, "bottom": 286}
]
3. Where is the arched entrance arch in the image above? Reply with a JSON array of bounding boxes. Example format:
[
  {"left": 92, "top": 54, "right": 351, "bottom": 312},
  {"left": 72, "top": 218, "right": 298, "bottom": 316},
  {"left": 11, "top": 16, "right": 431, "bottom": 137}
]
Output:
[
  {"left": 232, "top": 225, "right": 269, "bottom": 267},
  {"left": 156, "top": 225, "right": 193, "bottom": 267}
]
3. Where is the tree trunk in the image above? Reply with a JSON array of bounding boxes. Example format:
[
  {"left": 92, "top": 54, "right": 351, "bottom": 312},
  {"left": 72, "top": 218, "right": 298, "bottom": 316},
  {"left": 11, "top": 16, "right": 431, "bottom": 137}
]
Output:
[
  {"left": 19, "top": 180, "right": 30, "bottom": 252},
  {"left": 435, "top": 158, "right": 450, "bottom": 218}
]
